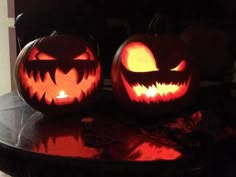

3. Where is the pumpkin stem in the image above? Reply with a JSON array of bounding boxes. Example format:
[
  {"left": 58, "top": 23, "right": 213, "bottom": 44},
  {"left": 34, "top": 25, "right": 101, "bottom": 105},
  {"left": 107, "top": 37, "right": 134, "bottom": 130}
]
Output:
[{"left": 147, "top": 12, "right": 169, "bottom": 35}]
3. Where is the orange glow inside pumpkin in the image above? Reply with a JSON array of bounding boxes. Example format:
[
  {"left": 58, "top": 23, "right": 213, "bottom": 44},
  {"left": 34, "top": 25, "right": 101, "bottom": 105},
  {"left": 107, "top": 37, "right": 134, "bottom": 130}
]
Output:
[
  {"left": 121, "top": 74, "right": 191, "bottom": 103},
  {"left": 119, "top": 42, "right": 191, "bottom": 103},
  {"left": 28, "top": 48, "right": 56, "bottom": 61},
  {"left": 73, "top": 48, "right": 95, "bottom": 60},
  {"left": 128, "top": 142, "right": 182, "bottom": 161},
  {"left": 37, "top": 52, "right": 56, "bottom": 60},
  {"left": 56, "top": 90, "right": 68, "bottom": 99},
  {"left": 55, "top": 90, "right": 74, "bottom": 105},
  {"left": 19, "top": 63, "right": 101, "bottom": 105},
  {"left": 74, "top": 52, "right": 90, "bottom": 60},
  {"left": 29, "top": 47, "right": 94, "bottom": 61},
  {"left": 121, "top": 42, "right": 159, "bottom": 72},
  {"left": 171, "top": 60, "right": 186, "bottom": 71},
  {"left": 32, "top": 136, "right": 102, "bottom": 158},
  {"left": 28, "top": 48, "right": 38, "bottom": 61}
]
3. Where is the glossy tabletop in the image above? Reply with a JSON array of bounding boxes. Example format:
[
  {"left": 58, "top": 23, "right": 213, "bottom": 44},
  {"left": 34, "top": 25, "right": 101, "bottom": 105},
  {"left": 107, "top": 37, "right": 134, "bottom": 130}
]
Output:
[{"left": 0, "top": 89, "right": 235, "bottom": 177}]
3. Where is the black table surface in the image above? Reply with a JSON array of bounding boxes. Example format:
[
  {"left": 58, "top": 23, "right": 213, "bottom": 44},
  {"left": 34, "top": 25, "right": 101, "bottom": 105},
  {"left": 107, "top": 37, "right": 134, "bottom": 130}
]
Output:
[{"left": 0, "top": 88, "right": 235, "bottom": 177}]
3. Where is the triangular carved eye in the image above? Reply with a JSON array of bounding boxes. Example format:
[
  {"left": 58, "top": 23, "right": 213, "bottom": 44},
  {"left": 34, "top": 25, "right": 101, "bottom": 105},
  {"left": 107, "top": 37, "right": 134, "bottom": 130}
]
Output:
[
  {"left": 73, "top": 52, "right": 90, "bottom": 60},
  {"left": 73, "top": 48, "right": 95, "bottom": 61},
  {"left": 37, "top": 52, "right": 56, "bottom": 60},
  {"left": 28, "top": 48, "right": 56, "bottom": 61},
  {"left": 171, "top": 60, "right": 186, "bottom": 71},
  {"left": 121, "top": 42, "right": 159, "bottom": 72}
]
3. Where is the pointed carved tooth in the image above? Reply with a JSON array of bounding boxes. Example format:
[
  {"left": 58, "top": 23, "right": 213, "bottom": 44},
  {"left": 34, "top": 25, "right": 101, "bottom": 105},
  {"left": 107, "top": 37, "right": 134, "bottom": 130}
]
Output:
[
  {"left": 76, "top": 69, "right": 83, "bottom": 84},
  {"left": 49, "top": 69, "right": 56, "bottom": 84},
  {"left": 26, "top": 67, "right": 32, "bottom": 77},
  {"left": 42, "top": 139, "right": 48, "bottom": 152},
  {"left": 41, "top": 92, "right": 52, "bottom": 105},
  {"left": 50, "top": 98, "right": 55, "bottom": 105},
  {"left": 32, "top": 92, "right": 38, "bottom": 100},
  {"left": 84, "top": 70, "right": 88, "bottom": 80},
  {"left": 184, "top": 81, "right": 187, "bottom": 86},
  {"left": 39, "top": 71, "right": 45, "bottom": 81},
  {"left": 81, "top": 90, "right": 86, "bottom": 98},
  {"left": 41, "top": 92, "right": 46, "bottom": 103},
  {"left": 33, "top": 70, "right": 38, "bottom": 81},
  {"left": 77, "top": 91, "right": 84, "bottom": 102}
]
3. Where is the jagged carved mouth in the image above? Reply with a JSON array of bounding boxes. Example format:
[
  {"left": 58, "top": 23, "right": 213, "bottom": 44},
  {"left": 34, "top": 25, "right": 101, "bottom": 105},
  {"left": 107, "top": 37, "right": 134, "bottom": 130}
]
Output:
[
  {"left": 19, "top": 63, "right": 101, "bottom": 105},
  {"left": 121, "top": 74, "right": 191, "bottom": 103}
]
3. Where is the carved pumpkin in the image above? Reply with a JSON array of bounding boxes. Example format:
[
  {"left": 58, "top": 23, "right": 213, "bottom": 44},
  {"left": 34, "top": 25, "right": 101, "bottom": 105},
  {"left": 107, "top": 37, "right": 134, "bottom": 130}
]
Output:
[
  {"left": 15, "top": 35, "right": 102, "bottom": 115},
  {"left": 111, "top": 34, "right": 199, "bottom": 118}
]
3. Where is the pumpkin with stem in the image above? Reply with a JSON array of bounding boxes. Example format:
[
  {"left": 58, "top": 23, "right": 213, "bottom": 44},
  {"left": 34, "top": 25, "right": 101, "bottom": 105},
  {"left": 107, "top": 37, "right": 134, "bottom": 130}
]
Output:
[
  {"left": 111, "top": 34, "right": 199, "bottom": 119},
  {"left": 15, "top": 34, "right": 103, "bottom": 116}
]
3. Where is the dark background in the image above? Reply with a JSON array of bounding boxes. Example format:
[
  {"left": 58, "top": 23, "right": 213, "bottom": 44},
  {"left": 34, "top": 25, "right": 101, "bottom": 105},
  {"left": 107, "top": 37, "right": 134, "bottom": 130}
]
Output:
[
  {"left": 15, "top": 0, "right": 236, "bottom": 20},
  {"left": 14, "top": 0, "right": 236, "bottom": 77},
  {"left": 0, "top": 2, "right": 235, "bottom": 177}
]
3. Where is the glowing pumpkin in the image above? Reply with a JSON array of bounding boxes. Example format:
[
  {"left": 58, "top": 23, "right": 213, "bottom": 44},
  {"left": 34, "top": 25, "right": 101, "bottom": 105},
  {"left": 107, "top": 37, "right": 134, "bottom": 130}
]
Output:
[
  {"left": 15, "top": 35, "right": 102, "bottom": 115},
  {"left": 111, "top": 34, "right": 199, "bottom": 118}
]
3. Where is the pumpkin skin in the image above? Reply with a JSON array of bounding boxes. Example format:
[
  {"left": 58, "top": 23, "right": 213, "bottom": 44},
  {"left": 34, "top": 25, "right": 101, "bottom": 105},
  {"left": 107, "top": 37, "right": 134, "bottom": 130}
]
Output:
[
  {"left": 111, "top": 34, "right": 199, "bottom": 119},
  {"left": 15, "top": 35, "right": 102, "bottom": 116}
]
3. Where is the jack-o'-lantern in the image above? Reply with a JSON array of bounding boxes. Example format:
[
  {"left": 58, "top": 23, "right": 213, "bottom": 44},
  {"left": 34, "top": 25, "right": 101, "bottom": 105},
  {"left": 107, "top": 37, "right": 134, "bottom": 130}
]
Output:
[
  {"left": 111, "top": 34, "right": 199, "bottom": 119},
  {"left": 15, "top": 34, "right": 102, "bottom": 115}
]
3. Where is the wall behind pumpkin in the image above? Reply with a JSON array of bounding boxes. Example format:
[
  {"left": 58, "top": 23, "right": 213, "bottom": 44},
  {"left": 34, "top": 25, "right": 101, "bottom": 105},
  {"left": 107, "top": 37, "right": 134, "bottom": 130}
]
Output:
[{"left": 0, "top": 0, "right": 16, "bottom": 96}]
